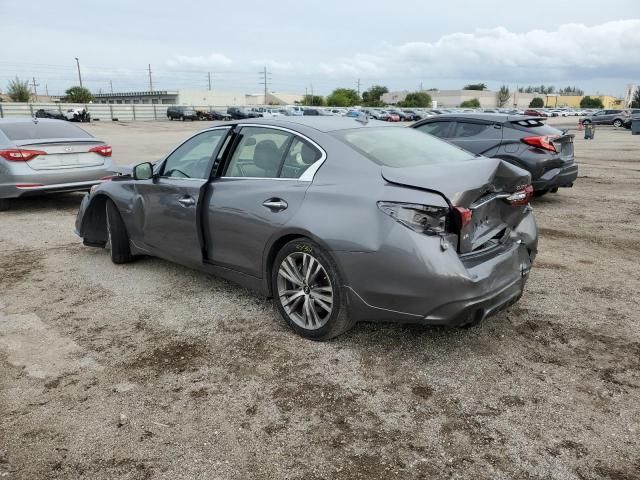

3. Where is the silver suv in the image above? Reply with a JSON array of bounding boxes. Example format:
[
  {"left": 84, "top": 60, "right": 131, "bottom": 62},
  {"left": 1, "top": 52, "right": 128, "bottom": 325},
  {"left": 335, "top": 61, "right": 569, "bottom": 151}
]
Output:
[{"left": 581, "top": 109, "right": 629, "bottom": 127}]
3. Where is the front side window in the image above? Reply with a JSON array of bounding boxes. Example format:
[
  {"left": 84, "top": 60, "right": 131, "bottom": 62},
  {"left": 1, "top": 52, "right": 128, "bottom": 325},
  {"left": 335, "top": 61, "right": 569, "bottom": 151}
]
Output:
[{"left": 162, "top": 129, "right": 228, "bottom": 179}]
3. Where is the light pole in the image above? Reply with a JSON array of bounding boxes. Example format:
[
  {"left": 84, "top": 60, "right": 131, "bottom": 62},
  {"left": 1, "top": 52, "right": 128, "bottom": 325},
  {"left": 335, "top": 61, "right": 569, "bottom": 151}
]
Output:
[{"left": 74, "top": 57, "right": 83, "bottom": 87}]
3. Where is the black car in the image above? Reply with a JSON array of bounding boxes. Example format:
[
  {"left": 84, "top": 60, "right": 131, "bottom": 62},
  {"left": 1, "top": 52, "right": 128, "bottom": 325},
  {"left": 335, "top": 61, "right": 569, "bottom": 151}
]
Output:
[
  {"left": 227, "top": 107, "right": 262, "bottom": 120},
  {"left": 197, "top": 109, "right": 232, "bottom": 121},
  {"left": 402, "top": 110, "right": 422, "bottom": 121},
  {"left": 412, "top": 113, "right": 578, "bottom": 195},
  {"left": 167, "top": 106, "right": 198, "bottom": 121},
  {"left": 35, "top": 109, "right": 66, "bottom": 120}
]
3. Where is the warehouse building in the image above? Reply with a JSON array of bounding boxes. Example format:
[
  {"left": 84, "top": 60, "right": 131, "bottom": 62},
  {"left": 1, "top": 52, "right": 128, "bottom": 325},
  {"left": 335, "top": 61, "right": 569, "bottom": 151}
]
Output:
[{"left": 93, "top": 89, "right": 302, "bottom": 106}]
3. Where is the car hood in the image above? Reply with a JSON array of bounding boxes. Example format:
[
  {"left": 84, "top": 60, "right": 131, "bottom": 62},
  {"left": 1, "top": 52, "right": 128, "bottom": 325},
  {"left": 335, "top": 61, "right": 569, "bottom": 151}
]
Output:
[{"left": 381, "top": 157, "right": 531, "bottom": 207}]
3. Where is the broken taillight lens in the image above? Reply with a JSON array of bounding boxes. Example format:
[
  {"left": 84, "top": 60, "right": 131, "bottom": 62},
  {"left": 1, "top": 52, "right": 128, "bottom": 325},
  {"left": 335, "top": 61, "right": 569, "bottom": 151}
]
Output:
[
  {"left": 377, "top": 201, "right": 449, "bottom": 235},
  {"left": 0, "top": 148, "right": 47, "bottom": 161},
  {"left": 506, "top": 185, "right": 534, "bottom": 206},
  {"left": 521, "top": 135, "right": 558, "bottom": 153},
  {"left": 454, "top": 207, "right": 473, "bottom": 228}
]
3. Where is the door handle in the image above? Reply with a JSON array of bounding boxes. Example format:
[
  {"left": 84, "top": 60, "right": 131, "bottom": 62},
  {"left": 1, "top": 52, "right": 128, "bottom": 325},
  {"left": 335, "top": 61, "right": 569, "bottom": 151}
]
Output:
[
  {"left": 178, "top": 196, "right": 196, "bottom": 207},
  {"left": 262, "top": 198, "right": 288, "bottom": 211}
]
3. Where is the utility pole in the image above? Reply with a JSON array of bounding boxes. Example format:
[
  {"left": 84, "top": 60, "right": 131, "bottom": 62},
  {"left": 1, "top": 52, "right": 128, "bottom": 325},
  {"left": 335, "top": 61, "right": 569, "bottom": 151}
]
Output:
[
  {"left": 258, "top": 66, "right": 271, "bottom": 104},
  {"left": 148, "top": 64, "right": 153, "bottom": 92},
  {"left": 31, "top": 77, "right": 40, "bottom": 101},
  {"left": 110, "top": 80, "right": 113, "bottom": 94},
  {"left": 208, "top": 72, "right": 212, "bottom": 91},
  {"left": 45, "top": 84, "right": 49, "bottom": 96},
  {"left": 74, "top": 57, "right": 83, "bottom": 87},
  {"left": 357, "top": 78, "right": 361, "bottom": 97}
]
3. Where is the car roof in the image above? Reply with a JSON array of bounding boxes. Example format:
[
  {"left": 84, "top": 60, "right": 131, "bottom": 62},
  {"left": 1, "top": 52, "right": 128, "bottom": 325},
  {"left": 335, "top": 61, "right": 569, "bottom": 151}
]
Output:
[
  {"left": 224, "top": 116, "right": 401, "bottom": 132},
  {"left": 417, "top": 112, "right": 537, "bottom": 123}
]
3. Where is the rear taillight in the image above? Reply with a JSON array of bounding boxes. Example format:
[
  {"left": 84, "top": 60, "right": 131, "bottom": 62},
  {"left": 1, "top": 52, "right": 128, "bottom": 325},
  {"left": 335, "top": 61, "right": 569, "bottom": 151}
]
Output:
[
  {"left": 0, "top": 148, "right": 47, "bottom": 162},
  {"left": 378, "top": 201, "right": 449, "bottom": 235},
  {"left": 454, "top": 207, "right": 473, "bottom": 228},
  {"left": 506, "top": 185, "right": 534, "bottom": 206},
  {"left": 521, "top": 135, "right": 558, "bottom": 153},
  {"left": 89, "top": 145, "right": 112, "bottom": 157}
]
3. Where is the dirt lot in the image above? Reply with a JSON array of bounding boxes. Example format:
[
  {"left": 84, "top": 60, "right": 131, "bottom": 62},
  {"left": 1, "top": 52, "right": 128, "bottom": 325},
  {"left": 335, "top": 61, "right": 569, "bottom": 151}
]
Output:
[{"left": 1, "top": 121, "right": 639, "bottom": 480}]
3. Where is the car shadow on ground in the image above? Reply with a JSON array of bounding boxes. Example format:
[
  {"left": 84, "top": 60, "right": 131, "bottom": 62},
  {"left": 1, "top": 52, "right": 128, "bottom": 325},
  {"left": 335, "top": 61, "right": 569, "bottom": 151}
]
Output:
[{"left": 1, "top": 192, "right": 86, "bottom": 213}]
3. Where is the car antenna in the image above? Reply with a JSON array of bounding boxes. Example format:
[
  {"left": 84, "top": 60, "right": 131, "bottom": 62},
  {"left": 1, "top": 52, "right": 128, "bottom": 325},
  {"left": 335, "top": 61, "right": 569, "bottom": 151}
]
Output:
[{"left": 355, "top": 112, "right": 369, "bottom": 125}]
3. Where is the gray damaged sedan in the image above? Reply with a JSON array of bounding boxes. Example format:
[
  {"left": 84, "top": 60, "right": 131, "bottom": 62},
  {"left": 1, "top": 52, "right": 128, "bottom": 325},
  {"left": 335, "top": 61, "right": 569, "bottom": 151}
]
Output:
[
  {"left": 0, "top": 119, "right": 113, "bottom": 210},
  {"left": 75, "top": 117, "right": 537, "bottom": 340}
]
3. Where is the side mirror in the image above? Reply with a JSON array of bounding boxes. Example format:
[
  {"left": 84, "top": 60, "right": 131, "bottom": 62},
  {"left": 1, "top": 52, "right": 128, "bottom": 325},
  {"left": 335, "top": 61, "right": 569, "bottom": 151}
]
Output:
[{"left": 133, "top": 162, "right": 154, "bottom": 180}]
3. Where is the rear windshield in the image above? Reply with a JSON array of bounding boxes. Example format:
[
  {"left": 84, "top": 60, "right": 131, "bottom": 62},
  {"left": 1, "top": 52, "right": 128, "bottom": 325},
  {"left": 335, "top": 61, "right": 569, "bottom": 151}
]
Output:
[
  {"left": 332, "top": 127, "right": 474, "bottom": 168},
  {"left": 0, "top": 121, "right": 93, "bottom": 141},
  {"left": 511, "top": 120, "right": 562, "bottom": 135}
]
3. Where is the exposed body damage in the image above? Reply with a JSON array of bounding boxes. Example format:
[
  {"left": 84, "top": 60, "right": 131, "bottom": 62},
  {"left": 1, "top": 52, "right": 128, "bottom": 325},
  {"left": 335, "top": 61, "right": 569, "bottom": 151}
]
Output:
[{"left": 76, "top": 117, "right": 538, "bottom": 333}]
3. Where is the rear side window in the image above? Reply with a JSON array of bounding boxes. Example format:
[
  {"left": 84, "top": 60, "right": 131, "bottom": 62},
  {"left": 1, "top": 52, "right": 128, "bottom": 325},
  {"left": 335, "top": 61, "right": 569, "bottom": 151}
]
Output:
[
  {"left": 333, "top": 127, "right": 474, "bottom": 168},
  {"left": 414, "top": 121, "right": 452, "bottom": 138},
  {"left": 0, "top": 121, "right": 93, "bottom": 141},
  {"left": 451, "top": 122, "right": 490, "bottom": 138}
]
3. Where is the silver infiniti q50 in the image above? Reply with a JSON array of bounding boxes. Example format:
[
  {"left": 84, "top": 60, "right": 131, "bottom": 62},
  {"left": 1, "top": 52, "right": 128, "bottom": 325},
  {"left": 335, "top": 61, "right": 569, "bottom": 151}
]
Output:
[{"left": 75, "top": 117, "right": 537, "bottom": 340}]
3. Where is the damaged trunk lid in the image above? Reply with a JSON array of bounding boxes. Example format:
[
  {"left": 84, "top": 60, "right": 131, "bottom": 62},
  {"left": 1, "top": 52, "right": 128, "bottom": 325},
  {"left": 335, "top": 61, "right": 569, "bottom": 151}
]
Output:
[{"left": 381, "top": 158, "right": 531, "bottom": 254}]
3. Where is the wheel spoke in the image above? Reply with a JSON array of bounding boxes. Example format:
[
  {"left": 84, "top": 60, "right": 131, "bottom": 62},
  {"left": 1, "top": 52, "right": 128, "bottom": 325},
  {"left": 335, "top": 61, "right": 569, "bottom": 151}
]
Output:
[
  {"left": 279, "top": 260, "right": 303, "bottom": 286},
  {"left": 309, "top": 298, "right": 322, "bottom": 327},
  {"left": 311, "top": 290, "right": 333, "bottom": 304},
  {"left": 313, "top": 296, "right": 332, "bottom": 313},
  {"left": 280, "top": 289, "right": 305, "bottom": 307}
]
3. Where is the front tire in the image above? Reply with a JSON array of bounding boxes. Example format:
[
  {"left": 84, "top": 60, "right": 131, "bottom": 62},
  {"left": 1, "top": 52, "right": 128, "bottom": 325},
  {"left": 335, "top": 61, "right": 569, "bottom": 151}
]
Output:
[
  {"left": 272, "top": 239, "right": 353, "bottom": 340},
  {"left": 613, "top": 119, "right": 622, "bottom": 128},
  {"left": 105, "top": 199, "right": 134, "bottom": 264}
]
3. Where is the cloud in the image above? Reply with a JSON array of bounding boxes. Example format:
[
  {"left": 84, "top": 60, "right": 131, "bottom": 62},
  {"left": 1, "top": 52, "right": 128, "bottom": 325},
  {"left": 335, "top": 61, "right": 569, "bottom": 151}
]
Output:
[
  {"left": 316, "top": 20, "right": 640, "bottom": 81},
  {"left": 251, "top": 59, "right": 293, "bottom": 71},
  {"left": 167, "top": 52, "right": 232, "bottom": 69}
]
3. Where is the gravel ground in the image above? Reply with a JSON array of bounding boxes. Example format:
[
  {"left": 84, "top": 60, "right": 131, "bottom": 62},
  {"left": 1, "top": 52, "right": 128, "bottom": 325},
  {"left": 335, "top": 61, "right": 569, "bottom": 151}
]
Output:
[{"left": 0, "top": 122, "right": 638, "bottom": 480}]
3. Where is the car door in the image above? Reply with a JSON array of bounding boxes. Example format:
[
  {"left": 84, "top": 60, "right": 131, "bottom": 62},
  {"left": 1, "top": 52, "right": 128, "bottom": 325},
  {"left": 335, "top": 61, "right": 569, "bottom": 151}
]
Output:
[
  {"left": 203, "top": 125, "right": 324, "bottom": 278},
  {"left": 134, "top": 127, "right": 231, "bottom": 266},
  {"left": 447, "top": 120, "right": 503, "bottom": 156}
]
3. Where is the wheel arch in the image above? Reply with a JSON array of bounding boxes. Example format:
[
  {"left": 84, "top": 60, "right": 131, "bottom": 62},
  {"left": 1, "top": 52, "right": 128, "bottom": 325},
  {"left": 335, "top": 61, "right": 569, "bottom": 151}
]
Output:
[
  {"left": 262, "top": 229, "right": 346, "bottom": 298},
  {"left": 78, "top": 193, "right": 114, "bottom": 246}
]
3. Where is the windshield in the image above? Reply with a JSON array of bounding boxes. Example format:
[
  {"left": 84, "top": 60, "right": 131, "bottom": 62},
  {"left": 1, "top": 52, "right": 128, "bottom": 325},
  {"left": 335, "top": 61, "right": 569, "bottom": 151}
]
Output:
[{"left": 332, "top": 127, "right": 475, "bottom": 168}]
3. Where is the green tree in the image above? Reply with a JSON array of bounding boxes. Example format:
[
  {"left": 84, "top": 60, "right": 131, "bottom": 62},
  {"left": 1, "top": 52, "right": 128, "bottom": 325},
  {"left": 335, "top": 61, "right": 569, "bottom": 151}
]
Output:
[
  {"left": 497, "top": 85, "right": 510, "bottom": 107},
  {"left": 361, "top": 85, "right": 388, "bottom": 107},
  {"left": 63, "top": 86, "right": 94, "bottom": 103},
  {"left": 580, "top": 96, "right": 604, "bottom": 109},
  {"left": 463, "top": 83, "right": 487, "bottom": 91},
  {"left": 7, "top": 77, "right": 31, "bottom": 102},
  {"left": 529, "top": 97, "right": 544, "bottom": 108},
  {"left": 326, "top": 88, "right": 360, "bottom": 107},
  {"left": 631, "top": 88, "right": 640, "bottom": 108},
  {"left": 302, "top": 94, "right": 325, "bottom": 106},
  {"left": 398, "top": 92, "right": 432, "bottom": 108},
  {"left": 460, "top": 98, "right": 480, "bottom": 108}
]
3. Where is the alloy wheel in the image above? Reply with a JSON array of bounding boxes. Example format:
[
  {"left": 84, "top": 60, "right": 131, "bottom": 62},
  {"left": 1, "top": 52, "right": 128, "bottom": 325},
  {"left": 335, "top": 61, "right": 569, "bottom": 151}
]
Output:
[{"left": 276, "top": 252, "right": 333, "bottom": 330}]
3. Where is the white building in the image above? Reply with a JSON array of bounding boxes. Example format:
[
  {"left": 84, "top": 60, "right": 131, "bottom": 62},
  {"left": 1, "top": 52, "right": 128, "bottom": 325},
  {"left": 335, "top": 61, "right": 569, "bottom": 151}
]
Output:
[
  {"left": 94, "top": 89, "right": 302, "bottom": 107},
  {"left": 382, "top": 89, "right": 539, "bottom": 108}
]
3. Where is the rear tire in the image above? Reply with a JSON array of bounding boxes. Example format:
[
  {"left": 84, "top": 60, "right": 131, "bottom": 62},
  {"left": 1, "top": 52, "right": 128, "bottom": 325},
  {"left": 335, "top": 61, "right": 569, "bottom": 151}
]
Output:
[
  {"left": 105, "top": 199, "right": 134, "bottom": 264},
  {"left": 613, "top": 119, "right": 622, "bottom": 128},
  {"left": 180, "top": 115, "right": 185, "bottom": 121},
  {"left": 0, "top": 198, "right": 10, "bottom": 212},
  {"left": 272, "top": 239, "right": 354, "bottom": 340}
]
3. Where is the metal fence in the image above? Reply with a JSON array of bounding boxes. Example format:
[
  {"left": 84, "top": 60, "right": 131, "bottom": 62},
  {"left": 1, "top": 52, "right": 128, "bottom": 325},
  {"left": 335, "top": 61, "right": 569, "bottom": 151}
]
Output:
[{"left": 0, "top": 102, "right": 233, "bottom": 121}]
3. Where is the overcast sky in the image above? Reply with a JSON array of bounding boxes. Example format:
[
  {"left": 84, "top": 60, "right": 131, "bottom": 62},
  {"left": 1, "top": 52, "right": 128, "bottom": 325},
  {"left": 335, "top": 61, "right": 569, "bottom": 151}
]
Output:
[{"left": 1, "top": 0, "right": 639, "bottom": 96}]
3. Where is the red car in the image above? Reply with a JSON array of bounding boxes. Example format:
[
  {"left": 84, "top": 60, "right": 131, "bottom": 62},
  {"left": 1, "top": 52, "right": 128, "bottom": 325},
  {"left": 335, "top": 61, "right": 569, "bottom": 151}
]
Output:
[
  {"left": 382, "top": 111, "right": 401, "bottom": 122},
  {"left": 524, "top": 109, "right": 548, "bottom": 118}
]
